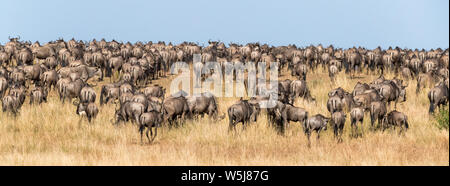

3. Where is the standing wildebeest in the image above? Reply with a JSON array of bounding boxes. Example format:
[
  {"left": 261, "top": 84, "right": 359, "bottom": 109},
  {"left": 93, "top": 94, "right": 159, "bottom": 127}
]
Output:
[
  {"left": 304, "top": 114, "right": 330, "bottom": 147},
  {"left": 377, "top": 81, "right": 407, "bottom": 109},
  {"left": 23, "top": 64, "right": 44, "bottom": 85},
  {"left": 348, "top": 51, "right": 362, "bottom": 78},
  {"left": 328, "top": 65, "right": 339, "bottom": 82},
  {"left": 350, "top": 106, "right": 365, "bottom": 137},
  {"left": 17, "top": 48, "right": 33, "bottom": 65},
  {"left": 327, "top": 95, "right": 343, "bottom": 114},
  {"left": 61, "top": 79, "right": 85, "bottom": 103},
  {"left": 289, "top": 80, "right": 316, "bottom": 104},
  {"left": 80, "top": 85, "right": 97, "bottom": 103},
  {"left": 187, "top": 92, "right": 223, "bottom": 120},
  {"left": 162, "top": 96, "right": 190, "bottom": 127},
  {"left": 227, "top": 99, "right": 260, "bottom": 132},
  {"left": 416, "top": 70, "right": 439, "bottom": 93},
  {"left": 29, "top": 86, "right": 48, "bottom": 105},
  {"left": 278, "top": 79, "right": 292, "bottom": 103},
  {"left": 0, "top": 76, "right": 7, "bottom": 98},
  {"left": 331, "top": 111, "right": 346, "bottom": 143},
  {"left": 2, "top": 95, "right": 24, "bottom": 116},
  {"left": 382, "top": 110, "right": 409, "bottom": 134},
  {"left": 32, "top": 46, "right": 56, "bottom": 61},
  {"left": 74, "top": 100, "right": 99, "bottom": 123},
  {"left": 40, "top": 70, "right": 58, "bottom": 90},
  {"left": 428, "top": 82, "right": 449, "bottom": 114},
  {"left": 284, "top": 104, "right": 308, "bottom": 128},
  {"left": 108, "top": 56, "right": 124, "bottom": 81},
  {"left": 114, "top": 101, "right": 146, "bottom": 125},
  {"left": 292, "top": 63, "right": 308, "bottom": 81},
  {"left": 100, "top": 83, "right": 120, "bottom": 105},
  {"left": 265, "top": 100, "right": 289, "bottom": 134},
  {"left": 369, "top": 101, "right": 387, "bottom": 129},
  {"left": 138, "top": 111, "right": 163, "bottom": 144}
]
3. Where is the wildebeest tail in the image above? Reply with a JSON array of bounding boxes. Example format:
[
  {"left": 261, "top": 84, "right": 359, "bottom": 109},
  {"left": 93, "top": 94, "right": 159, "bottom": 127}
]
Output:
[
  {"left": 100, "top": 85, "right": 106, "bottom": 105},
  {"left": 428, "top": 90, "right": 435, "bottom": 113},
  {"left": 416, "top": 76, "right": 421, "bottom": 93},
  {"left": 106, "top": 60, "right": 112, "bottom": 77},
  {"left": 404, "top": 115, "right": 409, "bottom": 129}
]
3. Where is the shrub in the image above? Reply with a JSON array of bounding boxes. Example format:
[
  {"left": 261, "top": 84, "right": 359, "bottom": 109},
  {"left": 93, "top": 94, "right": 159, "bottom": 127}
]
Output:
[{"left": 435, "top": 108, "right": 449, "bottom": 130}]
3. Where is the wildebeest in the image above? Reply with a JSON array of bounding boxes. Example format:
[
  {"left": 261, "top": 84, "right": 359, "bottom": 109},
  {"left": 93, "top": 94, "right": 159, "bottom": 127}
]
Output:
[
  {"left": 141, "top": 84, "right": 165, "bottom": 98},
  {"left": 61, "top": 79, "right": 85, "bottom": 103},
  {"left": 40, "top": 70, "right": 58, "bottom": 90},
  {"left": 74, "top": 100, "right": 99, "bottom": 122},
  {"left": 2, "top": 95, "right": 24, "bottom": 116},
  {"left": 284, "top": 104, "right": 308, "bottom": 128},
  {"left": 428, "top": 82, "right": 449, "bottom": 113},
  {"left": 228, "top": 99, "right": 260, "bottom": 132},
  {"left": 292, "top": 63, "right": 308, "bottom": 80},
  {"left": 138, "top": 111, "right": 163, "bottom": 144},
  {"left": 0, "top": 76, "right": 7, "bottom": 98},
  {"left": 376, "top": 81, "right": 407, "bottom": 109},
  {"left": 80, "top": 85, "right": 97, "bottom": 103},
  {"left": 162, "top": 95, "right": 190, "bottom": 126},
  {"left": 350, "top": 106, "right": 365, "bottom": 137},
  {"left": 304, "top": 114, "right": 330, "bottom": 147},
  {"left": 382, "top": 110, "right": 409, "bottom": 134},
  {"left": 289, "top": 80, "right": 315, "bottom": 104},
  {"left": 327, "top": 95, "right": 343, "bottom": 114},
  {"left": 100, "top": 83, "right": 121, "bottom": 106},
  {"left": 187, "top": 92, "right": 223, "bottom": 120},
  {"left": 331, "top": 111, "right": 346, "bottom": 143},
  {"left": 29, "top": 86, "right": 48, "bottom": 105},
  {"left": 329, "top": 65, "right": 339, "bottom": 82},
  {"left": 369, "top": 101, "right": 387, "bottom": 129},
  {"left": 114, "top": 100, "right": 146, "bottom": 125}
]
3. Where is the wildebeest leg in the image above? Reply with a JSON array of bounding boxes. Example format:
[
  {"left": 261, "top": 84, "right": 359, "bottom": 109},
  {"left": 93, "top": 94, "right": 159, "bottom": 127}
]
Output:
[
  {"left": 306, "top": 131, "right": 311, "bottom": 148},
  {"left": 139, "top": 125, "right": 145, "bottom": 145},
  {"left": 316, "top": 129, "right": 321, "bottom": 140},
  {"left": 151, "top": 127, "right": 157, "bottom": 142},
  {"left": 146, "top": 127, "right": 152, "bottom": 143},
  {"left": 350, "top": 120, "right": 355, "bottom": 138},
  {"left": 359, "top": 120, "right": 364, "bottom": 137},
  {"left": 333, "top": 126, "right": 338, "bottom": 140},
  {"left": 338, "top": 125, "right": 344, "bottom": 143}
]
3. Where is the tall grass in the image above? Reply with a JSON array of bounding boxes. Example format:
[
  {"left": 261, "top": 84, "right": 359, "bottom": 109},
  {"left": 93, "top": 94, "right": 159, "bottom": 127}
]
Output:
[
  {"left": 0, "top": 67, "right": 448, "bottom": 165},
  {"left": 435, "top": 108, "right": 449, "bottom": 130}
]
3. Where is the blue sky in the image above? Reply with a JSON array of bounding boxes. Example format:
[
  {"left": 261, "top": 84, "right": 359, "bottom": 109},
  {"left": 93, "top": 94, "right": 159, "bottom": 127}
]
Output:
[{"left": 0, "top": 0, "right": 448, "bottom": 49}]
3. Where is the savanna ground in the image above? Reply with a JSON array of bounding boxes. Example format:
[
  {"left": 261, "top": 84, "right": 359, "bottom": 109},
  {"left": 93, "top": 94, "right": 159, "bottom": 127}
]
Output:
[{"left": 0, "top": 65, "right": 448, "bottom": 166}]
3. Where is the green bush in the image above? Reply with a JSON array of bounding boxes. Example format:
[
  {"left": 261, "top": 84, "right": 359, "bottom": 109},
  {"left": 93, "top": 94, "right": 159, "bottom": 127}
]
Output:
[{"left": 435, "top": 108, "right": 449, "bottom": 130}]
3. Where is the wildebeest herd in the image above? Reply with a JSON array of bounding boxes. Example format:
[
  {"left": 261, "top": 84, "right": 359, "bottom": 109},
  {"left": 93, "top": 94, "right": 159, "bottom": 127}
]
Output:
[{"left": 0, "top": 37, "right": 448, "bottom": 146}]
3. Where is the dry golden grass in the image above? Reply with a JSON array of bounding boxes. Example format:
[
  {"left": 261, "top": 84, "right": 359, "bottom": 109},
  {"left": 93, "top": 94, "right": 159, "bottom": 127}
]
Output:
[{"left": 0, "top": 66, "right": 448, "bottom": 166}]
